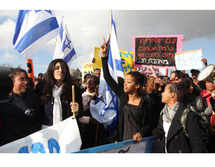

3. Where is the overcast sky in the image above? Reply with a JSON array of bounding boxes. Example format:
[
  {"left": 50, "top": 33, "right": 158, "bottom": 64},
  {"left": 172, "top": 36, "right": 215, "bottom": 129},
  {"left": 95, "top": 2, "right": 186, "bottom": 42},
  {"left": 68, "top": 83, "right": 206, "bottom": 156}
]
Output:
[{"left": 0, "top": 2, "right": 215, "bottom": 77}]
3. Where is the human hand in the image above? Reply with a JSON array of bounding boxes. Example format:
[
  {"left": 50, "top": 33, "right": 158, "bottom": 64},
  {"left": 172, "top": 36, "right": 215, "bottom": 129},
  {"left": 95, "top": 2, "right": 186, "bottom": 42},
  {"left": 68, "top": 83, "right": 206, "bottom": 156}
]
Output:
[
  {"left": 133, "top": 132, "right": 142, "bottom": 143},
  {"left": 70, "top": 102, "right": 79, "bottom": 116},
  {"left": 149, "top": 65, "right": 153, "bottom": 71},
  {"left": 152, "top": 127, "right": 165, "bottom": 140},
  {"left": 100, "top": 37, "right": 108, "bottom": 57},
  {"left": 201, "top": 58, "right": 207, "bottom": 66}
]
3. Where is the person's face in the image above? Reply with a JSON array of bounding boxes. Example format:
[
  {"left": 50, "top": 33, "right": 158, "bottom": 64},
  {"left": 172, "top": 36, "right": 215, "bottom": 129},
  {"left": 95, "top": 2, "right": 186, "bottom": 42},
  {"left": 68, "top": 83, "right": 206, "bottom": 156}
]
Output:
[
  {"left": 162, "top": 76, "right": 169, "bottom": 84},
  {"left": 138, "top": 84, "right": 147, "bottom": 95},
  {"left": 191, "top": 72, "right": 199, "bottom": 79},
  {"left": 124, "top": 74, "right": 140, "bottom": 93},
  {"left": 170, "top": 73, "right": 176, "bottom": 81},
  {"left": 189, "top": 83, "right": 194, "bottom": 94},
  {"left": 205, "top": 80, "right": 215, "bottom": 92},
  {"left": 86, "top": 78, "right": 97, "bottom": 93},
  {"left": 53, "top": 62, "right": 66, "bottom": 82},
  {"left": 93, "top": 70, "right": 100, "bottom": 78},
  {"left": 13, "top": 72, "right": 28, "bottom": 96},
  {"left": 161, "top": 84, "right": 173, "bottom": 104}
]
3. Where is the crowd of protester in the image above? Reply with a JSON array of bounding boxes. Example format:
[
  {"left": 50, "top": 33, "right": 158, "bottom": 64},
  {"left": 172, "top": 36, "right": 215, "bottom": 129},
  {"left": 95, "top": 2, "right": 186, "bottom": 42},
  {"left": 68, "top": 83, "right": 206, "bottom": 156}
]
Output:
[{"left": 1, "top": 40, "right": 215, "bottom": 153}]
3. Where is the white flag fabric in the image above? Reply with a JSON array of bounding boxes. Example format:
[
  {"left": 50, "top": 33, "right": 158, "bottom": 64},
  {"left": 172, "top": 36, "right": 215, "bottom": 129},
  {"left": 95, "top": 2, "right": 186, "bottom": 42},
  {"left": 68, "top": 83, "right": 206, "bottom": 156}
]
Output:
[
  {"left": 90, "top": 12, "right": 124, "bottom": 135},
  {"left": 13, "top": 10, "right": 59, "bottom": 58},
  {"left": 53, "top": 17, "right": 77, "bottom": 66},
  {"left": 0, "top": 117, "right": 81, "bottom": 153}
]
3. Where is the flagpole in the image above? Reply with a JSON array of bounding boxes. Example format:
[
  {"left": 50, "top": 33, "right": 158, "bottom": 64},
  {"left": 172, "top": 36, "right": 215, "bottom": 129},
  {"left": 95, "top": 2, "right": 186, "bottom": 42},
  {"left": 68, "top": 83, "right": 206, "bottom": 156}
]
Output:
[{"left": 106, "top": 10, "right": 112, "bottom": 57}]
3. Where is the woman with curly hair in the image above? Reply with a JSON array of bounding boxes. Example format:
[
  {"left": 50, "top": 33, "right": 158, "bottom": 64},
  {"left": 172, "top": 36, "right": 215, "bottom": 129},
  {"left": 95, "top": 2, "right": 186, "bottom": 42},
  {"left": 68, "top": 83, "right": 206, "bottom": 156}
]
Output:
[{"left": 36, "top": 59, "right": 84, "bottom": 128}]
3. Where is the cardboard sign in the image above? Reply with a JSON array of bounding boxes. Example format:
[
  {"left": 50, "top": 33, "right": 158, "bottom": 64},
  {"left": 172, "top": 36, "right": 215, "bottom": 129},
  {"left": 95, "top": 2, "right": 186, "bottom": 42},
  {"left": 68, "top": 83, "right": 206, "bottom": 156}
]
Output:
[
  {"left": 93, "top": 47, "right": 134, "bottom": 76},
  {"left": 120, "top": 50, "right": 134, "bottom": 76},
  {"left": 135, "top": 66, "right": 167, "bottom": 76},
  {"left": 132, "top": 35, "right": 184, "bottom": 69},
  {"left": 175, "top": 49, "right": 203, "bottom": 70},
  {"left": 0, "top": 117, "right": 82, "bottom": 153},
  {"left": 82, "top": 62, "right": 94, "bottom": 81}
]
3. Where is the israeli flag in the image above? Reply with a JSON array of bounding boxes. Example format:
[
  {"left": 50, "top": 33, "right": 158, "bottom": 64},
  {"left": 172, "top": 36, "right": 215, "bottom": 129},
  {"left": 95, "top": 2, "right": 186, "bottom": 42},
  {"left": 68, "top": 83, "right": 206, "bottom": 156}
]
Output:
[
  {"left": 53, "top": 17, "right": 77, "bottom": 66},
  {"left": 90, "top": 12, "right": 124, "bottom": 135},
  {"left": 13, "top": 10, "right": 59, "bottom": 58}
]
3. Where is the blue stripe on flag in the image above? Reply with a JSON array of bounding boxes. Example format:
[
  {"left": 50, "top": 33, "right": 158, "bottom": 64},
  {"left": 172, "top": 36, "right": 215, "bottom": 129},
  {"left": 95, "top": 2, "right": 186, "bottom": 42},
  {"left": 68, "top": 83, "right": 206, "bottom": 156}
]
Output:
[
  {"left": 59, "top": 24, "right": 63, "bottom": 41},
  {"left": 13, "top": 10, "right": 29, "bottom": 45},
  {"left": 63, "top": 48, "right": 76, "bottom": 63},
  {"left": 15, "top": 17, "right": 59, "bottom": 53},
  {"left": 112, "top": 15, "right": 117, "bottom": 40},
  {"left": 107, "top": 45, "right": 113, "bottom": 69},
  {"left": 115, "top": 59, "right": 124, "bottom": 72}
]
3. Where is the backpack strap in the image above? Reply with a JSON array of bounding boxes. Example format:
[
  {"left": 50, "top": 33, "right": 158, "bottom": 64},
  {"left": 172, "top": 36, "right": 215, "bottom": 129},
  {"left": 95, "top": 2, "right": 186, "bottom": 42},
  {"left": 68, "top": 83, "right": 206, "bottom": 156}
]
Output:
[{"left": 181, "top": 107, "right": 190, "bottom": 138}]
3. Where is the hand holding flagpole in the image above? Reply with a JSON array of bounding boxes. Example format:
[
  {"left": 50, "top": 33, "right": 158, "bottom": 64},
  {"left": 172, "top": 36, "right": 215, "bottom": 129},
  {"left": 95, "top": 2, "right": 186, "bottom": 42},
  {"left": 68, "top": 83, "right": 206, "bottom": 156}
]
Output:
[{"left": 70, "top": 85, "right": 78, "bottom": 118}]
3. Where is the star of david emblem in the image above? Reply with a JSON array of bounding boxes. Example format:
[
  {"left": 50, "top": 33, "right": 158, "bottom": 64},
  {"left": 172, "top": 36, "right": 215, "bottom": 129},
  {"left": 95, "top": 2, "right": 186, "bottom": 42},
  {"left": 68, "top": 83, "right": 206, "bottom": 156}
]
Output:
[{"left": 62, "top": 35, "right": 71, "bottom": 51}]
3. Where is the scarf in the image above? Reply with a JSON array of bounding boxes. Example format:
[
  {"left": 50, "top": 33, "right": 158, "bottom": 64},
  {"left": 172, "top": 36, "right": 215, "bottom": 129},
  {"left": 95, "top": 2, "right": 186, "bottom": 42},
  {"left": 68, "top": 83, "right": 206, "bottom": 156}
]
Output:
[
  {"left": 200, "top": 89, "right": 212, "bottom": 106},
  {"left": 82, "top": 90, "right": 96, "bottom": 111},
  {"left": 52, "top": 84, "right": 64, "bottom": 125},
  {"left": 162, "top": 102, "right": 180, "bottom": 123}
]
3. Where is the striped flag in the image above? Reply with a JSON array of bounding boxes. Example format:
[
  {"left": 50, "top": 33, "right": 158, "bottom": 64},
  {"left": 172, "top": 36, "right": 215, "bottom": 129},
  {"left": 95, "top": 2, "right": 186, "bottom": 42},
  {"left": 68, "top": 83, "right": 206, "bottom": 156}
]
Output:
[
  {"left": 90, "top": 12, "right": 124, "bottom": 135},
  {"left": 53, "top": 17, "right": 77, "bottom": 66},
  {"left": 13, "top": 10, "right": 59, "bottom": 58}
]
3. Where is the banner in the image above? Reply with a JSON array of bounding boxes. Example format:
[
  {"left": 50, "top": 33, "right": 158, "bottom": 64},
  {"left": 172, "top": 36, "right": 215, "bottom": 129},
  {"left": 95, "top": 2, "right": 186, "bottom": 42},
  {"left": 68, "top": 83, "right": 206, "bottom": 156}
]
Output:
[
  {"left": 132, "top": 35, "right": 184, "bottom": 69},
  {"left": 82, "top": 62, "right": 94, "bottom": 81},
  {"left": 0, "top": 117, "right": 81, "bottom": 153},
  {"left": 93, "top": 47, "right": 133, "bottom": 77},
  {"left": 175, "top": 49, "right": 203, "bottom": 70},
  {"left": 135, "top": 66, "right": 167, "bottom": 76},
  {"left": 74, "top": 136, "right": 154, "bottom": 153}
]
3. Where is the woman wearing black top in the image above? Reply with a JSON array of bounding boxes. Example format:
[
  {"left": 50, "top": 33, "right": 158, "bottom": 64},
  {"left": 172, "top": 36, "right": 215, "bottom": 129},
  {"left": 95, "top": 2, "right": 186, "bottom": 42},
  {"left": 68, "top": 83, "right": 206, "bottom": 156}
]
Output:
[{"left": 100, "top": 38, "right": 154, "bottom": 142}]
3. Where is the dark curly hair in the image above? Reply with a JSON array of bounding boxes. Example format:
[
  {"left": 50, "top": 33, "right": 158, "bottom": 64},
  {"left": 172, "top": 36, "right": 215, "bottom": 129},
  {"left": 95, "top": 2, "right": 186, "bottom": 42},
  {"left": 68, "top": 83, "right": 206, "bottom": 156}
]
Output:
[{"left": 41, "top": 59, "right": 72, "bottom": 104}]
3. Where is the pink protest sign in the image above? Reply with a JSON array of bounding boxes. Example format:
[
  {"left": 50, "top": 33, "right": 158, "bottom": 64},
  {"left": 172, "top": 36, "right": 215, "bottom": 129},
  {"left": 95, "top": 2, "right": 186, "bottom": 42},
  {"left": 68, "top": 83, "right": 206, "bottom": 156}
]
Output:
[{"left": 132, "top": 35, "right": 184, "bottom": 69}]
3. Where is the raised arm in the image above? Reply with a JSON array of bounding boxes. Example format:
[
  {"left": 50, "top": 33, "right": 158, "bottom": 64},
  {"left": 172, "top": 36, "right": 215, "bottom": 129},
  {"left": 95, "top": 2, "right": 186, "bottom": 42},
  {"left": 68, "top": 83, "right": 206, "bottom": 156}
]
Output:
[{"left": 100, "top": 37, "right": 124, "bottom": 98}]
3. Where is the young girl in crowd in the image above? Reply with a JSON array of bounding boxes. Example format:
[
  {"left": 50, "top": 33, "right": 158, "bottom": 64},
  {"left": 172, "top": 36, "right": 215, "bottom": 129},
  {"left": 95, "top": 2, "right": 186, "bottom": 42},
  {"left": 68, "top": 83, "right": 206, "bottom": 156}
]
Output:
[
  {"left": 100, "top": 38, "right": 154, "bottom": 142},
  {"left": 152, "top": 82, "right": 208, "bottom": 153},
  {"left": 182, "top": 77, "right": 204, "bottom": 111},
  {"left": 36, "top": 59, "right": 84, "bottom": 128}
]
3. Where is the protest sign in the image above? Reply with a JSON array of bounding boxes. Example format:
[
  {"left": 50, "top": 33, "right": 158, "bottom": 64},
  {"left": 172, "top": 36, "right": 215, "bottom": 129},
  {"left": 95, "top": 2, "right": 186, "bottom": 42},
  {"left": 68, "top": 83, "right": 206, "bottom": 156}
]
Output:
[
  {"left": 120, "top": 50, "right": 133, "bottom": 76},
  {"left": 0, "top": 117, "right": 81, "bottom": 153},
  {"left": 82, "top": 62, "right": 94, "bottom": 81},
  {"left": 93, "top": 47, "right": 133, "bottom": 76},
  {"left": 132, "top": 35, "right": 184, "bottom": 69},
  {"left": 135, "top": 66, "right": 167, "bottom": 76},
  {"left": 74, "top": 136, "right": 154, "bottom": 153},
  {"left": 93, "top": 47, "right": 102, "bottom": 70},
  {"left": 175, "top": 49, "right": 203, "bottom": 70}
]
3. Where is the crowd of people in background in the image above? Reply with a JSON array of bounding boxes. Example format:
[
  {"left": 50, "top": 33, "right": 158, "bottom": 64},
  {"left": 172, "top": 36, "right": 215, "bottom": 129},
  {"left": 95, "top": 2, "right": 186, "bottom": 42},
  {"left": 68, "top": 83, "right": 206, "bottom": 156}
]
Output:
[{"left": 1, "top": 41, "right": 215, "bottom": 153}]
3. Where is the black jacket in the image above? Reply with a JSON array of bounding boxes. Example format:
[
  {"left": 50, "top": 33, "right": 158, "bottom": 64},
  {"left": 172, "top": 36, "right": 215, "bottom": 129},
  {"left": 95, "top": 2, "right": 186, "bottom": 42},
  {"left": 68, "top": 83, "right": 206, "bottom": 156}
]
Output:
[
  {"left": 0, "top": 88, "right": 42, "bottom": 146},
  {"left": 102, "top": 57, "right": 154, "bottom": 142},
  {"left": 36, "top": 81, "right": 84, "bottom": 126},
  {"left": 158, "top": 103, "right": 208, "bottom": 153}
]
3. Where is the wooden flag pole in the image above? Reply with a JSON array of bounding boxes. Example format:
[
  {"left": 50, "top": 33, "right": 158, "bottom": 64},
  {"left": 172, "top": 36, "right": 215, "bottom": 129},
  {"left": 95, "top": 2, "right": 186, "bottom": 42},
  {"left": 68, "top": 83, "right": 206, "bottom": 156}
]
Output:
[
  {"left": 26, "top": 59, "right": 35, "bottom": 88},
  {"left": 72, "top": 85, "right": 76, "bottom": 118},
  {"left": 106, "top": 10, "right": 112, "bottom": 57}
]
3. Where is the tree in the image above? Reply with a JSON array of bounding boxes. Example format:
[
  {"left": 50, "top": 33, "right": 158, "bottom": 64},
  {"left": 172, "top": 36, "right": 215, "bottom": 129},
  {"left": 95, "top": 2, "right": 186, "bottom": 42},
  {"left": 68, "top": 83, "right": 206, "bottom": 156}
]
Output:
[{"left": 76, "top": 68, "right": 82, "bottom": 78}]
